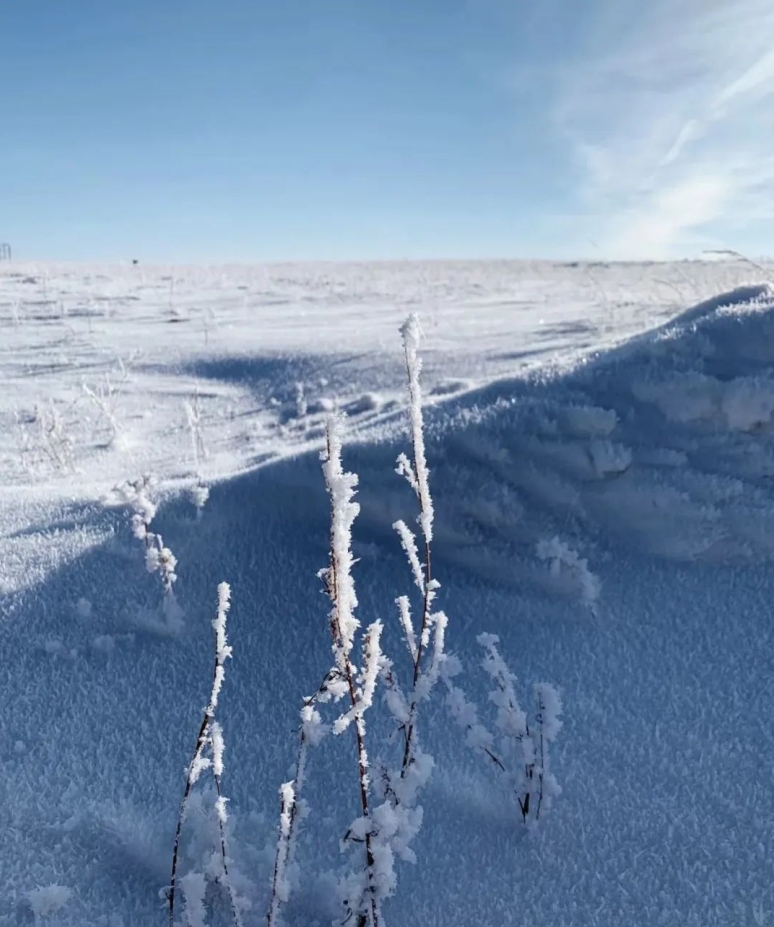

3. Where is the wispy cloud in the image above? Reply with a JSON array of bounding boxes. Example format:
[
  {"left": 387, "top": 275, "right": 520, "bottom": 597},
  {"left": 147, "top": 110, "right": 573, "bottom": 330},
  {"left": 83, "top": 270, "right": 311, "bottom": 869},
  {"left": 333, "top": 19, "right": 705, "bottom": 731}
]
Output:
[{"left": 553, "top": 0, "right": 774, "bottom": 257}]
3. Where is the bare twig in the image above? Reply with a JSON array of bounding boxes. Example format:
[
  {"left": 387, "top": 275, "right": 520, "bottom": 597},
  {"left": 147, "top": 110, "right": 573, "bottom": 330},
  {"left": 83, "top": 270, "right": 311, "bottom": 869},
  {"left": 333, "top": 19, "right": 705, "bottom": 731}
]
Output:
[
  {"left": 169, "top": 584, "right": 240, "bottom": 927},
  {"left": 267, "top": 671, "right": 336, "bottom": 927}
]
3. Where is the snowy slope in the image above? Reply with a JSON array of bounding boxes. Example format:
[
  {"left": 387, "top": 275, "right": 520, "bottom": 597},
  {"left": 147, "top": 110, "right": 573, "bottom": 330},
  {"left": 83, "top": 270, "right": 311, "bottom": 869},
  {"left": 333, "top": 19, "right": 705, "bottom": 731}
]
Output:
[{"left": 1, "top": 260, "right": 773, "bottom": 927}]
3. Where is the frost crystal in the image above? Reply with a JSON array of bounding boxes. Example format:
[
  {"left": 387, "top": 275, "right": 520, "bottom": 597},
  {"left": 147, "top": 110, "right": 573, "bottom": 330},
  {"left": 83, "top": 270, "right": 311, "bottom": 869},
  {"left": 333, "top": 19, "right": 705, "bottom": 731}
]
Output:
[
  {"left": 400, "top": 313, "right": 434, "bottom": 543},
  {"left": 321, "top": 414, "right": 361, "bottom": 674}
]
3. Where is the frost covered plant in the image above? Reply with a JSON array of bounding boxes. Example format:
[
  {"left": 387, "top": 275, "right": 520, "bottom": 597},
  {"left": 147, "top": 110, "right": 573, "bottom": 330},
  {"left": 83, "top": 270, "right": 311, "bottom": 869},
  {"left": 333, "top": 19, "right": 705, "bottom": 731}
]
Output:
[
  {"left": 268, "top": 414, "right": 384, "bottom": 927},
  {"left": 389, "top": 313, "right": 448, "bottom": 777},
  {"left": 27, "top": 402, "right": 74, "bottom": 472},
  {"left": 352, "top": 314, "right": 448, "bottom": 911},
  {"left": 537, "top": 536, "right": 600, "bottom": 610},
  {"left": 314, "top": 313, "right": 450, "bottom": 925},
  {"left": 185, "top": 388, "right": 210, "bottom": 520},
  {"left": 319, "top": 414, "right": 384, "bottom": 927},
  {"left": 445, "top": 634, "right": 562, "bottom": 825},
  {"left": 531, "top": 680, "right": 563, "bottom": 821},
  {"left": 169, "top": 583, "right": 242, "bottom": 927},
  {"left": 82, "top": 373, "right": 119, "bottom": 445},
  {"left": 112, "top": 475, "right": 183, "bottom": 629},
  {"left": 478, "top": 634, "right": 562, "bottom": 823},
  {"left": 26, "top": 884, "right": 73, "bottom": 925},
  {"left": 189, "top": 482, "right": 210, "bottom": 520},
  {"left": 13, "top": 408, "right": 33, "bottom": 476},
  {"left": 294, "top": 381, "right": 307, "bottom": 421},
  {"left": 185, "top": 387, "right": 208, "bottom": 470},
  {"left": 266, "top": 673, "right": 331, "bottom": 927}
]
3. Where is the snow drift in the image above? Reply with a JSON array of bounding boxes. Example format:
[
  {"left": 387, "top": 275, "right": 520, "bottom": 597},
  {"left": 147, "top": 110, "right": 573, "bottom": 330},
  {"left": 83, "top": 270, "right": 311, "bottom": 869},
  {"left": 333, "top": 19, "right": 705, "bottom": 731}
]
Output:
[{"left": 1, "top": 273, "right": 773, "bottom": 927}]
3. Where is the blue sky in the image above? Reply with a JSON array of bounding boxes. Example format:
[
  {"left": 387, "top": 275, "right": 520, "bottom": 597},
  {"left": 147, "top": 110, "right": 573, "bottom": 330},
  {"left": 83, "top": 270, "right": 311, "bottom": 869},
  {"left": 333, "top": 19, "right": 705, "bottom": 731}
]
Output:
[{"left": 2, "top": 0, "right": 773, "bottom": 261}]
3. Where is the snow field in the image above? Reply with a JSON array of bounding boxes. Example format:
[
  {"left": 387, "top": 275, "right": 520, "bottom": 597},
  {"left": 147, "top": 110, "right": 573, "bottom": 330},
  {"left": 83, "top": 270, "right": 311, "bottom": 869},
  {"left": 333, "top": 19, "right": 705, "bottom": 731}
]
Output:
[{"left": 1, "top": 259, "right": 773, "bottom": 926}]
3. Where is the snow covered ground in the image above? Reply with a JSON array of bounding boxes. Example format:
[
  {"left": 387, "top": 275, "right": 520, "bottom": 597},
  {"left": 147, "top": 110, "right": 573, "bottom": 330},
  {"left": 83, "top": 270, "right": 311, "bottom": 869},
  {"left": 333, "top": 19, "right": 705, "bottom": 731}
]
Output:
[{"left": 1, "top": 258, "right": 773, "bottom": 926}]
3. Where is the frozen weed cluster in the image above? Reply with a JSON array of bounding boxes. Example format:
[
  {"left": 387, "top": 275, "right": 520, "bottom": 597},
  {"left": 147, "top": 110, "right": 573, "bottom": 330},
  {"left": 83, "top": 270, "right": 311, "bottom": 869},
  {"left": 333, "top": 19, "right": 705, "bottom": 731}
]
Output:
[
  {"left": 537, "top": 536, "right": 600, "bottom": 610},
  {"left": 170, "top": 315, "right": 563, "bottom": 927},
  {"left": 82, "top": 373, "right": 120, "bottom": 446},
  {"left": 185, "top": 387, "right": 210, "bottom": 519},
  {"left": 14, "top": 402, "right": 74, "bottom": 476},
  {"left": 26, "top": 884, "right": 73, "bottom": 926},
  {"left": 111, "top": 474, "right": 184, "bottom": 631},
  {"left": 445, "top": 635, "right": 562, "bottom": 824}
]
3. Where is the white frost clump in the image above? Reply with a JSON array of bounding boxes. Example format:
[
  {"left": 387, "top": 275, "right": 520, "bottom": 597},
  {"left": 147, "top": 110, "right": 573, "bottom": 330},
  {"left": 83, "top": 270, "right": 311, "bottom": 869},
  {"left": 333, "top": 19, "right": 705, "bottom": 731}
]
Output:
[
  {"left": 308, "top": 395, "right": 336, "bottom": 414},
  {"left": 721, "top": 376, "right": 774, "bottom": 431},
  {"left": 43, "top": 639, "right": 69, "bottom": 657},
  {"left": 479, "top": 632, "right": 528, "bottom": 741},
  {"left": 534, "top": 681, "right": 562, "bottom": 741},
  {"left": 635, "top": 371, "right": 774, "bottom": 432},
  {"left": 633, "top": 373, "right": 720, "bottom": 424},
  {"left": 393, "top": 520, "right": 424, "bottom": 592},
  {"left": 537, "top": 536, "right": 600, "bottom": 608},
  {"left": 589, "top": 439, "right": 632, "bottom": 477},
  {"left": 347, "top": 392, "right": 383, "bottom": 415},
  {"left": 110, "top": 475, "right": 183, "bottom": 630},
  {"left": 399, "top": 314, "right": 434, "bottom": 543},
  {"left": 92, "top": 635, "right": 116, "bottom": 654},
  {"left": 75, "top": 597, "right": 92, "bottom": 619},
  {"left": 26, "top": 884, "right": 73, "bottom": 923},
  {"left": 444, "top": 665, "right": 497, "bottom": 756},
  {"left": 145, "top": 541, "right": 178, "bottom": 587},
  {"left": 209, "top": 582, "right": 233, "bottom": 716},
  {"left": 563, "top": 404, "right": 617, "bottom": 437},
  {"left": 189, "top": 483, "right": 210, "bottom": 518},
  {"left": 114, "top": 473, "right": 158, "bottom": 539},
  {"left": 294, "top": 381, "right": 308, "bottom": 420},
  {"left": 321, "top": 413, "right": 362, "bottom": 681},
  {"left": 357, "top": 621, "right": 384, "bottom": 718},
  {"left": 180, "top": 870, "right": 208, "bottom": 927}
]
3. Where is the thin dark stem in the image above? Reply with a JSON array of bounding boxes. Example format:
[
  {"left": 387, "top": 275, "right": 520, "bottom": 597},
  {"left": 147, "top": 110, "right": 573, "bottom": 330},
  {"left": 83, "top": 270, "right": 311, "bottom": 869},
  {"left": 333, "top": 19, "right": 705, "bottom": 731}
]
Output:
[
  {"left": 169, "top": 715, "right": 210, "bottom": 927},
  {"left": 483, "top": 746, "right": 506, "bottom": 772},
  {"left": 283, "top": 673, "right": 334, "bottom": 852},
  {"left": 535, "top": 700, "right": 546, "bottom": 822},
  {"left": 169, "top": 604, "right": 233, "bottom": 926},
  {"left": 398, "top": 334, "right": 434, "bottom": 779},
  {"left": 400, "top": 539, "right": 432, "bottom": 776},
  {"left": 268, "top": 674, "right": 334, "bottom": 927},
  {"left": 213, "top": 771, "right": 241, "bottom": 926},
  {"left": 267, "top": 785, "right": 295, "bottom": 927},
  {"left": 333, "top": 590, "right": 378, "bottom": 927},
  {"left": 493, "top": 667, "right": 536, "bottom": 824}
]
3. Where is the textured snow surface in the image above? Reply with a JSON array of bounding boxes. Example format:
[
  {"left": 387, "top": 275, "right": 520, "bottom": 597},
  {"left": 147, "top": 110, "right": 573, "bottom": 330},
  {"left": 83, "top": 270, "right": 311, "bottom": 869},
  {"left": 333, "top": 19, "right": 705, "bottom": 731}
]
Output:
[{"left": 1, "top": 260, "right": 773, "bottom": 926}]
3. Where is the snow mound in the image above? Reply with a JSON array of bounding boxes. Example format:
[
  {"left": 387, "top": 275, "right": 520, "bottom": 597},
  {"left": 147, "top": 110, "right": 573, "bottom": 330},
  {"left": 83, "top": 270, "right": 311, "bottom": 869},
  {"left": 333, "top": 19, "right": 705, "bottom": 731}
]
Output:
[
  {"left": 671, "top": 282, "right": 771, "bottom": 324},
  {"left": 388, "top": 285, "right": 774, "bottom": 570}
]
